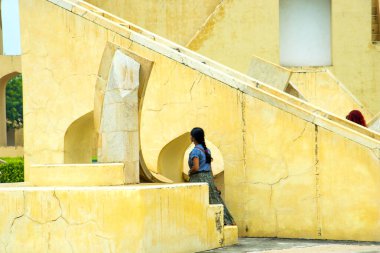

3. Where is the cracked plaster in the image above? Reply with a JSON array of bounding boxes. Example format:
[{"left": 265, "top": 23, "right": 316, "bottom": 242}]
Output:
[
  {"left": 0, "top": 184, "right": 235, "bottom": 252},
  {"left": 18, "top": 0, "right": 380, "bottom": 244}
]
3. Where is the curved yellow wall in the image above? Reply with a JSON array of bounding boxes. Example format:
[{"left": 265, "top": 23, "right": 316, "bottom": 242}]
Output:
[
  {"left": 157, "top": 132, "right": 191, "bottom": 183},
  {"left": 64, "top": 111, "right": 95, "bottom": 164}
]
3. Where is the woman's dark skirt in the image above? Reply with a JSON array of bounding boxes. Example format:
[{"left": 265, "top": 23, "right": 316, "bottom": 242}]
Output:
[{"left": 189, "top": 171, "right": 235, "bottom": 225}]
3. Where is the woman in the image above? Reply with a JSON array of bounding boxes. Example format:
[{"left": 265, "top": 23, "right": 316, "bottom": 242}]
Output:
[
  {"left": 346, "top": 110, "right": 367, "bottom": 127},
  {"left": 188, "top": 127, "right": 235, "bottom": 225}
]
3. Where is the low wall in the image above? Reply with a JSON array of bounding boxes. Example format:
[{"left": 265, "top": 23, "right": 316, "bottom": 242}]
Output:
[
  {"left": 0, "top": 146, "right": 23, "bottom": 158},
  {"left": 0, "top": 183, "right": 237, "bottom": 253}
]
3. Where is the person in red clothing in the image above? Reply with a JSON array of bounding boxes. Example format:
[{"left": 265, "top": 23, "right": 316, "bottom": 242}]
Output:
[{"left": 346, "top": 110, "right": 367, "bottom": 127}]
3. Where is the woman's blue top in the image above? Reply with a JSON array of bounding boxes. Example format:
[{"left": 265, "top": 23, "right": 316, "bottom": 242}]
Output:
[{"left": 188, "top": 144, "right": 211, "bottom": 172}]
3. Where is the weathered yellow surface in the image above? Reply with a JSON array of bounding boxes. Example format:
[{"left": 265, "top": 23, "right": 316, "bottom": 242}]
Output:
[
  {"left": 84, "top": 0, "right": 380, "bottom": 113},
  {"left": 238, "top": 95, "right": 380, "bottom": 240},
  {"left": 247, "top": 56, "right": 292, "bottom": 91},
  {"left": 85, "top": 0, "right": 222, "bottom": 46},
  {"left": 187, "top": 0, "right": 280, "bottom": 73},
  {"left": 187, "top": 0, "right": 380, "bottom": 113},
  {"left": 18, "top": 0, "right": 380, "bottom": 244},
  {"left": 242, "top": 96, "right": 318, "bottom": 238},
  {"left": 28, "top": 163, "right": 125, "bottom": 186},
  {"left": 0, "top": 183, "right": 231, "bottom": 252},
  {"left": 318, "top": 128, "right": 380, "bottom": 241},
  {"left": 20, "top": 0, "right": 106, "bottom": 176},
  {"left": 329, "top": 0, "right": 380, "bottom": 114},
  {"left": 223, "top": 225, "right": 238, "bottom": 246},
  {"left": 290, "top": 69, "right": 373, "bottom": 119}
]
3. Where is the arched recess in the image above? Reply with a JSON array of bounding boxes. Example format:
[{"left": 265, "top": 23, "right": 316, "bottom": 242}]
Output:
[
  {"left": 157, "top": 132, "right": 225, "bottom": 197},
  {"left": 64, "top": 111, "right": 96, "bottom": 164},
  {"left": 0, "top": 71, "right": 20, "bottom": 146}
]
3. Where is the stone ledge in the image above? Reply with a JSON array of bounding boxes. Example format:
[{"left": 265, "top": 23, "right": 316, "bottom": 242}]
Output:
[
  {"left": 0, "top": 146, "right": 23, "bottom": 157},
  {"left": 28, "top": 163, "right": 125, "bottom": 186}
]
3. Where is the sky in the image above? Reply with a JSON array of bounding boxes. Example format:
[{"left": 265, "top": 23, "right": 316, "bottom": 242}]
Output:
[{"left": 2, "top": 0, "right": 21, "bottom": 56}]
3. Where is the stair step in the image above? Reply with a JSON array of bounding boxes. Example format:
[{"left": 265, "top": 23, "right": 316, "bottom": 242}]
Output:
[
  {"left": 372, "top": 33, "right": 380, "bottom": 41},
  {"left": 373, "top": 0, "right": 378, "bottom": 7},
  {"left": 372, "top": 24, "right": 379, "bottom": 33},
  {"left": 372, "top": 15, "right": 378, "bottom": 24},
  {"left": 373, "top": 6, "right": 378, "bottom": 15}
]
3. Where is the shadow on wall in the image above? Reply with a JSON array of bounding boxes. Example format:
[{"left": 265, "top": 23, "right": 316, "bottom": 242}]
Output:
[
  {"left": 64, "top": 111, "right": 96, "bottom": 164},
  {"left": 158, "top": 132, "right": 225, "bottom": 196}
]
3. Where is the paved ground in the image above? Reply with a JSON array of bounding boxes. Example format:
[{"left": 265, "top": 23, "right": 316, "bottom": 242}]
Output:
[{"left": 200, "top": 238, "right": 380, "bottom": 253}]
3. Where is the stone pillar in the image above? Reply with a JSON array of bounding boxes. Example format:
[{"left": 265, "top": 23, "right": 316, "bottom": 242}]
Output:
[{"left": 98, "top": 50, "right": 140, "bottom": 184}]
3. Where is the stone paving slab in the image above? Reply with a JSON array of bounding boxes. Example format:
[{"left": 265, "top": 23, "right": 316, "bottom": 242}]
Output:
[{"left": 200, "top": 238, "right": 380, "bottom": 253}]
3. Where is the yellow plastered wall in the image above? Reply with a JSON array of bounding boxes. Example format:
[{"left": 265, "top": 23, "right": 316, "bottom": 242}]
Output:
[
  {"left": 329, "top": 0, "right": 380, "bottom": 114},
  {"left": 188, "top": 0, "right": 380, "bottom": 114},
  {"left": 0, "top": 184, "right": 226, "bottom": 252},
  {"left": 18, "top": 0, "right": 380, "bottom": 242},
  {"left": 84, "top": 0, "right": 380, "bottom": 114},
  {"left": 240, "top": 94, "right": 380, "bottom": 240},
  {"left": 187, "top": 0, "right": 280, "bottom": 71},
  {"left": 20, "top": 0, "right": 118, "bottom": 177},
  {"left": 85, "top": 0, "right": 222, "bottom": 46},
  {"left": 289, "top": 70, "right": 373, "bottom": 119}
]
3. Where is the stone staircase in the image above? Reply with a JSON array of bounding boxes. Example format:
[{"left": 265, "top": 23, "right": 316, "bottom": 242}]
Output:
[
  {"left": 373, "top": 0, "right": 380, "bottom": 41},
  {"left": 64, "top": 0, "right": 380, "bottom": 145}
]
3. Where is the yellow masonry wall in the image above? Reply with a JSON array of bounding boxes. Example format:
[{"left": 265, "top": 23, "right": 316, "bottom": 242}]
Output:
[
  {"left": 85, "top": 0, "right": 222, "bottom": 46},
  {"left": 86, "top": 0, "right": 380, "bottom": 114},
  {"left": 18, "top": 0, "right": 380, "bottom": 242},
  {"left": 0, "top": 184, "right": 227, "bottom": 253},
  {"left": 190, "top": 0, "right": 380, "bottom": 114}
]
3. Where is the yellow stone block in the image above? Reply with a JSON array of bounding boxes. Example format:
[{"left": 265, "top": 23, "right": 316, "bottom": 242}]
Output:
[
  {"left": 223, "top": 225, "right": 238, "bottom": 247},
  {"left": 207, "top": 204, "right": 224, "bottom": 249}
]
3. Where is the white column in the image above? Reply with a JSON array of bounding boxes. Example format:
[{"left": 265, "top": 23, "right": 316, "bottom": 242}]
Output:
[{"left": 98, "top": 50, "right": 140, "bottom": 184}]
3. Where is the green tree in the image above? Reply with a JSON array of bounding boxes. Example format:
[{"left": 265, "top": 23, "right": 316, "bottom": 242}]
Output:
[{"left": 6, "top": 75, "right": 23, "bottom": 129}]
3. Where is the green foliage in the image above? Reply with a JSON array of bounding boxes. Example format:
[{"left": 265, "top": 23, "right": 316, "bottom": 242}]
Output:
[
  {"left": 0, "top": 157, "right": 24, "bottom": 183},
  {"left": 6, "top": 75, "right": 23, "bottom": 129}
]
